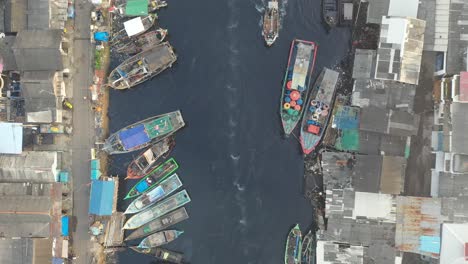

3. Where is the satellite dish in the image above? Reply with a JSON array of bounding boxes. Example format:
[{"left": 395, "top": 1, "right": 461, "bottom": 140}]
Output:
[{"left": 0, "top": 33, "right": 5, "bottom": 39}]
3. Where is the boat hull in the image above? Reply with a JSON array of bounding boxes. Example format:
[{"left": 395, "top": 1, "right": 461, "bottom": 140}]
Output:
[
  {"left": 103, "top": 110, "right": 184, "bottom": 154},
  {"left": 137, "top": 230, "right": 184, "bottom": 249},
  {"left": 285, "top": 224, "right": 302, "bottom": 264},
  {"left": 126, "top": 136, "right": 175, "bottom": 179},
  {"left": 124, "top": 173, "right": 183, "bottom": 214},
  {"left": 280, "top": 40, "right": 317, "bottom": 136},
  {"left": 262, "top": 1, "right": 280, "bottom": 46},
  {"left": 108, "top": 42, "right": 177, "bottom": 90},
  {"left": 125, "top": 207, "right": 189, "bottom": 241},
  {"left": 115, "top": 29, "right": 168, "bottom": 55},
  {"left": 125, "top": 158, "right": 179, "bottom": 200},
  {"left": 124, "top": 190, "right": 191, "bottom": 230},
  {"left": 299, "top": 68, "right": 339, "bottom": 154},
  {"left": 130, "top": 247, "right": 184, "bottom": 263},
  {"left": 301, "top": 230, "right": 316, "bottom": 264},
  {"left": 322, "top": 0, "right": 338, "bottom": 28}
]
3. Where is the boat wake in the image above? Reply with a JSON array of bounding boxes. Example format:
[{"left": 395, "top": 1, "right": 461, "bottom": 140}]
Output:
[{"left": 230, "top": 154, "right": 241, "bottom": 161}]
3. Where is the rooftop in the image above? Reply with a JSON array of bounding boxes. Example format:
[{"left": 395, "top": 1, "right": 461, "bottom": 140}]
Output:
[
  {"left": 366, "top": 0, "right": 419, "bottom": 24},
  {"left": 12, "top": 30, "right": 63, "bottom": 71},
  {"left": 89, "top": 180, "right": 115, "bottom": 216},
  {"left": 0, "top": 238, "right": 33, "bottom": 264},
  {"left": 352, "top": 49, "right": 376, "bottom": 79},
  {"left": 450, "top": 102, "right": 468, "bottom": 154},
  {"left": 395, "top": 196, "right": 442, "bottom": 258},
  {"left": 0, "top": 151, "right": 58, "bottom": 183},
  {"left": 440, "top": 223, "right": 468, "bottom": 264},
  {"left": 0, "top": 122, "right": 23, "bottom": 154},
  {"left": 375, "top": 17, "right": 426, "bottom": 85}
]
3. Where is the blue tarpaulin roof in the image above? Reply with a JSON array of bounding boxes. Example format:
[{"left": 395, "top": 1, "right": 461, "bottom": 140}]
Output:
[
  {"left": 52, "top": 258, "right": 64, "bottom": 264},
  {"left": 89, "top": 180, "right": 115, "bottom": 216},
  {"left": 419, "top": 236, "right": 441, "bottom": 254},
  {"left": 119, "top": 124, "right": 150, "bottom": 150},
  {"left": 94, "top": 32, "right": 109, "bottom": 42},
  {"left": 62, "top": 216, "right": 69, "bottom": 236},
  {"left": 91, "top": 159, "right": 100, "bottom": 170}
]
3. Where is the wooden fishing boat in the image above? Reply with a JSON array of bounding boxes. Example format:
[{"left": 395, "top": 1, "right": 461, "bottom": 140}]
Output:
[{"left": 126, "top": 136, "right": 175, "bottom": 179}]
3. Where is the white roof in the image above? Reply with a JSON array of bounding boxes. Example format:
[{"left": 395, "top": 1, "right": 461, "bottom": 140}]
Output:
[
  {"left": 382, "top": 16, "right": 407, "bottom": 45},
  {"left": 388, "top": 0, "right": 418, "bottom": 18},
  {"left": 353, "top": 192, "right": 396, "bottom": 222},
  {"left": 440, "top": 223, "right": 468, "bottom": 264},
  {"left": 0, "top": 122, "right": 22, "bottom": 154},
  {"left": 124, "top": 17, "right": 145, "bottom": 37}
]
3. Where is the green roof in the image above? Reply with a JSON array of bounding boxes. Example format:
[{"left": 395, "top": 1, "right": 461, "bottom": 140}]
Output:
[{"left": 125, "top": 0, "right": 149, "bottom": 16}]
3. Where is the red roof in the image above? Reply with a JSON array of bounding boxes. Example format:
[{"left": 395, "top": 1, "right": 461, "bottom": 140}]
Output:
[
  {"left": 460, "top": 72, "right": 468, "bottom": 102},
  {"left": 465, "top": 243, "right": 468, "bottom": 260}
]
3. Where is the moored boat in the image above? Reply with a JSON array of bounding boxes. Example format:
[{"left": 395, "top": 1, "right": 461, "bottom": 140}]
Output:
[
  {"left": 299, "top": 68, "right": 339, "bottom": 155},
  {"left": 127, "top": 137, "right": 175, "bottom": 179},
  {"left": 322, "top": 0, "right": 338, "bottom": 28},
  {"left": 124, "top": 158, "right": 179, "bottom": 200},
  {"left": 125, "top": 173, "right": 182, "bottom": 214},
  {"left": 130, "top": 247, "right": 184, "bottom": 263},
  {"left": 111, "top": 15, "right": 157, "bottom": 44},
  {"left": 262, "top": 0, "right": 280, "bottom": 46},
  {"left": 115, "top": 29, "right": 168, "bottom": 55},
  {"left": 280, "top": 40, "right": 317, "bottom": 136},
  {"left": 108, "top": 42, "right": 177, "bottom": 89},
  {"left": 125, "top": 207, "right": 189, "bottom": 241},
  {"left": 301, "top": 230, "right": 316, "bottom": 264},
  {"left": 124, "top": 190, "right": 191, "bottom": 230},
  {"left": 116, "top": 0, "right": 168, "bottom": 17},
  {"left": 137, "top": 229, "right": 184, "bottom": 249},
  {"left": 103, "top": 111, "right": 184, "bottom": 154},
  {"left": 285, "top": 224, "right": 302, "bottom": 264}
]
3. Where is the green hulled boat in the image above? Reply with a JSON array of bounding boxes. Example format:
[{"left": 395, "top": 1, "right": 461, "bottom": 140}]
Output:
[
  {"left": 285, "top": 224, "right": 302, "bottom": 264},
  {"left": 124, "top": 158, "right": 179, "bottom": 200},
  {"left": 124, "top": 190, "right": 191, "bottom": 230},
  {"left": 280, "top": 40, "right": 317, "bottom": 136},
  {"left": 301, "top": 230, "right": 315, "bottom": 264}
]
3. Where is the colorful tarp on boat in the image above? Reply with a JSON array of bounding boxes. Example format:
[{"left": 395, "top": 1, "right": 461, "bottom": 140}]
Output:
[
  {"left": 125, "top": 0, "right": 149, "bottom": 16},
  {"left": 119, "top": 124, "right": 151, "bottom": 150}
]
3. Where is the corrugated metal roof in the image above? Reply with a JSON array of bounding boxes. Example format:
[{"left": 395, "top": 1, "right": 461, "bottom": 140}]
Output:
[
  {"left": 459, "top": 72, "right": 468, "bottom": 102},
  {"left": 366, "top": 0, "right": 390, "bottom": 24},
  {"left": 5, "top": 0, "right": 27, "bottom": 33},
  {"left": 0, "top": 151, "right": 58, "bottom": 183},
  {"left": 0, "top": 214, "right": 50, "bottom": 237},
  {"left": 27, "top": 0, "right": 50, "bottom": 30},
  {"left": 89, "top": 180, "right": 115, "bottom": 216},
  {"left": 387, "top": 0, "right": 418, "bottom": 19},
  {"left": 380, "top": 156, "right": 406, "bottom": 194},
  {"left": 316, "top": 240, "right": 364, "bottom": 264},
  {"left": 450, "top": 102, "right": 468, "bottom": 153},
  {"left": 0, "top": 36, "right": 17, "bottom": 71},
  {"left": 0, "top": 122, "right": 23, "bottom": 154},
  {"left": 0, "top": 238, "right": 33, "bottom": 264},
  {"left": 395, "top": 196, "right": 442, "bottom": 258},
  {"left": 375, "top": 17, "right": 425, "bottom": 85},
  {"left": 352, "top": 49, "right": 376, "bottom": 79},
  {"left": 12, "top": 30, "right": 63, "bottom": 71}
]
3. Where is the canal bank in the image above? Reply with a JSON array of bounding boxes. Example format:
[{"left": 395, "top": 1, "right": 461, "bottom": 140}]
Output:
[{"left": 106, "top": 0, "right": 351, "bottom": 263}]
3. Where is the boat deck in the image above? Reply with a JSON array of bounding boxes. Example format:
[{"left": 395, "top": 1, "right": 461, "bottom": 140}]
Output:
[{"left": 145, "top": 43, "right": 177, "bottom": 71}]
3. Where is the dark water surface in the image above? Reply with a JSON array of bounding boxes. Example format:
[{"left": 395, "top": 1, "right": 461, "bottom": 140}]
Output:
[{"left": 109, "top": 0, "right": 350, "bottom": 263}]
